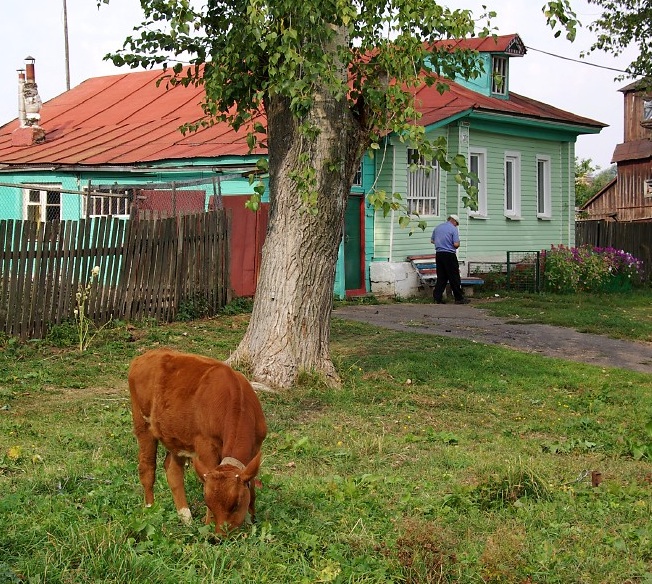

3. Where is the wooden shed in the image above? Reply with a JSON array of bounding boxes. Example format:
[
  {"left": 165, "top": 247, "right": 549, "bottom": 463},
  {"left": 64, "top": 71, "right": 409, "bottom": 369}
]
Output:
[{"left": 580, "top": 80, "right": 652, "bottom": 222}]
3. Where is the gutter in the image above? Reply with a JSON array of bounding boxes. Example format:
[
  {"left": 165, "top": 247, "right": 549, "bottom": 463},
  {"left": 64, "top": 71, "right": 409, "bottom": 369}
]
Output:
[{"left": 422, "top": 108, "right": 604, "bottom": 136}]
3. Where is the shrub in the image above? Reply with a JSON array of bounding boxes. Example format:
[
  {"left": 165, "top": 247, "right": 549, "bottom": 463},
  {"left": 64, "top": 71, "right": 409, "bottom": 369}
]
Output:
[{"left": 543, "top": 244, "right": 644, "bottom": 294}]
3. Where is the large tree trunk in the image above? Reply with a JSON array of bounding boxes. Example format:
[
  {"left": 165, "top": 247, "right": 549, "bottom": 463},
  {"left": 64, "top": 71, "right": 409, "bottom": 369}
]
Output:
[{"left": 228, "top": 84, "right": 364, "bottom": 388}]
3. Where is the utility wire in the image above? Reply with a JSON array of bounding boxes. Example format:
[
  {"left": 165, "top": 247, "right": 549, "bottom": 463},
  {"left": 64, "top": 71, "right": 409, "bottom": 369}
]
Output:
[{"left": 526, "top": 45, "right": 628, "bottom": 73}]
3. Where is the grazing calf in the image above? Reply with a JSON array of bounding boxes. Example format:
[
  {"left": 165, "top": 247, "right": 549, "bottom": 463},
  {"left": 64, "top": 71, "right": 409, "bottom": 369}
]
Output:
[{"left": 127, "top": 349, "right": 267, "bottom": 535}]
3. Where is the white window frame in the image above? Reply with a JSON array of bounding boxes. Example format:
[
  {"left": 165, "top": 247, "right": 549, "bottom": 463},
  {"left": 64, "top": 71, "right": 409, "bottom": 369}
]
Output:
[
  {"left": 644, "top": 179, "right": 652, "bottom": 199},
  {"left": 536, "top": 155, "right": 552, "bottom": 219},
  {"left": 83, "top": 189, "right": 132, "bottom": 218},
  {"left": 22, "top": 184, "right": 62, "bottom": 223},
  {"left": 407, "top": 148, "right": 439, "bottom": 217},
  {"left": 468, "top": 148, "right": 487, "bottom": 218},
  {"left": 504, "top": 151, "right": 521, "bottom": 219},
  {"left": 352, "top": 161, "right": 363, "bottom": 187},
  {"left": 643, "top": 99, "right": 652, "bottom": 123},
  {"left": 492, "top": 56, "right": 508, "bottom": 95}
]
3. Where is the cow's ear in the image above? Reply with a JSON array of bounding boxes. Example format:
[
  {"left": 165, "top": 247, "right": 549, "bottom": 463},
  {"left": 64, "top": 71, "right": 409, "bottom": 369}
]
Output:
[{"left": 240, "top": 451, "right": 262, "bottom": 483}]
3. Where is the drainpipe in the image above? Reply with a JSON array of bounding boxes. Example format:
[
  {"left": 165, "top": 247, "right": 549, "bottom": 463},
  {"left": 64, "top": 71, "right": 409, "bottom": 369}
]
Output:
[{"left": 388, "top": 144, "right": 396, "bottom": 262}]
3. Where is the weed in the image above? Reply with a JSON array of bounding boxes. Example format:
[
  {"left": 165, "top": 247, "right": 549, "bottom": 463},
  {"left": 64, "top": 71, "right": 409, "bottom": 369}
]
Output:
[
  {"left": 220, "top": 297, "right": 254, "bottom": 315},
  {"left": 472, "top": 464, "right": 551, "bottom": 510},
  {"left": 176, "top": 294, "right": 211, "bottom": 321},
  {"left": 383, "top": 517, "right": 458, "bottom": 584}
]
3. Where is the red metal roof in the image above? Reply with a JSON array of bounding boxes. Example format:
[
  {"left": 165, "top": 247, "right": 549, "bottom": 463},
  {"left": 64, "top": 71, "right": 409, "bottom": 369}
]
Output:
[
  {"left": 433, "top": 34, "right": 527, "bottom": 55},
  {"left": 415, "top": 80, "right": 605, "bottom": 129},
  {"left": 0, "top": 68, "right": 264, "bottom": 167},
  {"left": 0, "top": 54, "right": 604, "bottom": 168}
]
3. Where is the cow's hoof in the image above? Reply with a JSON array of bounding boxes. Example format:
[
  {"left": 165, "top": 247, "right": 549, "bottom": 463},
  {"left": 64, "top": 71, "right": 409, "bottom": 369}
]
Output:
[{"left": 178, "top": 507, "right": 193, "bottom": 524}]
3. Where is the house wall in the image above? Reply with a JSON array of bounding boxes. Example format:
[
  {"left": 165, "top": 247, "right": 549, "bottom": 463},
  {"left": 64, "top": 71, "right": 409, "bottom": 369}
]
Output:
[
  {"left": 368, "top": 121, "right": 577, "bottom": 297},
  {"left": 460, "top": 129, "right": 575, "bottom": 265},
  {"left": 372, "top": 129, "right": 449, "bottom": 265},
  {"left": 614, "top": 159, "right": 652, "bottom": 222},
  {"left": 0, "top": 168, "right": 257, "bottom": 222},
  {"left": 623, "top": 91, "right": 652, "bottom": 142},
  {"left": 334, "top": 152, "right": 376, "bottom": 299}
]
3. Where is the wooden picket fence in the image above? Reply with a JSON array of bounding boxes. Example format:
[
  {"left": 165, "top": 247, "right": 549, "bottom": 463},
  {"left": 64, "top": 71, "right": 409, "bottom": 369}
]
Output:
[{"left": 0, "top": 210, "right": 230, "bottom": 340}]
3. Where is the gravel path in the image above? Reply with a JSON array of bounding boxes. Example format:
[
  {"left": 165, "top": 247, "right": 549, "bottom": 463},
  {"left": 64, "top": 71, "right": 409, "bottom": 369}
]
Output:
[{"left": 333, "top": 302, "right": 652, "bottom": 374}]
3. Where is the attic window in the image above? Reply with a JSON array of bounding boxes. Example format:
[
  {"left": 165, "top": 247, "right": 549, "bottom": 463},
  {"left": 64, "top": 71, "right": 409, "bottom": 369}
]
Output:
[
  {"left": 643, "top": 99, "right": 652, "bottom": 125},
  {"left": 645, "top": 179, "right": 652, "bottom": 198},
  {"left": 492, "top": 56, "right": 508, "bottom": 95}
]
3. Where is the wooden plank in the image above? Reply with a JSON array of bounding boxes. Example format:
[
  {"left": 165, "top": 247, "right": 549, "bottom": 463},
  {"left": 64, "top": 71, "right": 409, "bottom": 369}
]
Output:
[
  {"left": 59, "top": 221, "right": 77, "bottom": 324},
  {"left": 101, "top": 218, "right": 125, "bottom": 323},
  {"left": 42, "top": 221, "right": 62, "bottom": 332},
  {"left": 6, "top": 221, "right": 22, "bottom": 336},
  {"left": 31, "top": 222, "right": 50, "bottom": 339},
  {"left": 18, "top": 221, "right": 38, "bottom": 340},
  {"left": 155, "top": 216, "right": 173, "bottom": 322},
  {"left": 0, "top": 221, "right": 10, "bottom": 334},
  {"left": 89, "top": 217, "right": 109, "bottom": 322}
]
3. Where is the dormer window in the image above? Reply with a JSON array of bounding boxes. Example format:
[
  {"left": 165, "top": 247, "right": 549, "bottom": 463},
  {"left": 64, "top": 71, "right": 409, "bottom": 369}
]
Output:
[
  {"left": 492, "top": 56, "right": 508, "bottom": 95},
  {"left": 643, "top": 99, "right": 652, "bottom": 127}
]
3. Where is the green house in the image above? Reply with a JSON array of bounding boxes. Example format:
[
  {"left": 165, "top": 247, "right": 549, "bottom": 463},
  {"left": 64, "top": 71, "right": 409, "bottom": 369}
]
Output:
[
  {"left": 0, "top": 36, "right": 604, "bottom": 300},
  {"left": 366, "top": 35, "right": 605, "bottom": 297}
]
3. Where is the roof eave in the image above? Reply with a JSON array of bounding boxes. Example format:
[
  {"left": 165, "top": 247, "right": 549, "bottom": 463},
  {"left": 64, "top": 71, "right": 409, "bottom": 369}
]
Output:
[{"left": 468, "top": 110, "right": 605, "bottom": 135}]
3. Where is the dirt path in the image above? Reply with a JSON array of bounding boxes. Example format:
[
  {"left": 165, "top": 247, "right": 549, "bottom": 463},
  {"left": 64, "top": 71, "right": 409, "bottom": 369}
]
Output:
[{"left": 333, "top": 302, "right": 652, "bottom": 374}]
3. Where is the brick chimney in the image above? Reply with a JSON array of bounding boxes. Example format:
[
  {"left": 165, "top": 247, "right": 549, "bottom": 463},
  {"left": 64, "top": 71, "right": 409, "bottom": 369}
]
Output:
[{"left": 12, "top": 56, "right": 46, "bottom": 146}]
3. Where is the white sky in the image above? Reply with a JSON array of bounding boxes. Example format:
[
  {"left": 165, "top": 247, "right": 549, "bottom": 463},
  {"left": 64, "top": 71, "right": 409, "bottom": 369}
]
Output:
[{"left": 0, "top": 0, "right": 639, "bottom": 170}]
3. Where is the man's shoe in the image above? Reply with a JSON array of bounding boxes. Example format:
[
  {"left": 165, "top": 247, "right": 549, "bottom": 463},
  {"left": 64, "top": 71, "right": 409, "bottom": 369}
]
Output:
[
  {"left": 454, "top": 298, "right": 470, "bottom": 305},
  {"left": 435, "top": 300, "right": 446, "bottom": 304}
]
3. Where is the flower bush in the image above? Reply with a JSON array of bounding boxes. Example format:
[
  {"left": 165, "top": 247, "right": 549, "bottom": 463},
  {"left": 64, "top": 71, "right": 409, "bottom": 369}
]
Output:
[{"left": 543, "top": 245, "right": 644, "bottom": 294}]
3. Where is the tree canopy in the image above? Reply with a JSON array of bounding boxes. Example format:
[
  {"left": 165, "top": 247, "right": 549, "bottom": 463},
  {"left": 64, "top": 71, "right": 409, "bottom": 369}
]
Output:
[
  {"left": 98, "top": 0, "right": 647, "bottom": 388},
  {"left": 586, "top": 0, "right": 652, "bottom": 84}
]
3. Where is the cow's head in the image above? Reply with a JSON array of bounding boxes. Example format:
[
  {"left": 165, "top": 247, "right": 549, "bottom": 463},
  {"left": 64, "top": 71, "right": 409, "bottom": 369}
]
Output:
[{"left": 201, "top": 452, "right": 262, "bottom": 535}]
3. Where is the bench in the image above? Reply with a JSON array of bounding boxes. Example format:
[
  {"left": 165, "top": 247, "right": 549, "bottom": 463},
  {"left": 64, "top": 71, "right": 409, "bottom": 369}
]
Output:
[{"left": 407, "top": 254, "right": 485, "bottom": 292}]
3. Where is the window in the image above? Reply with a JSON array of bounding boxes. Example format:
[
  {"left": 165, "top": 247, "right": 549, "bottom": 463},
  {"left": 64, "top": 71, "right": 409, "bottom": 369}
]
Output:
[
  {"left": 23, "top": 185, "right": 61, "bottom": 223},
  {"left": 536, "top": 156, "right": 552, "bottom": 218},
  {"left": 504, "top": 152, "right": 521, "bottom": 218},
  {"left": 492, "top": 56, "right": 508, "bottom": 95},
  {"left": 468, "top": 149, "right": 487, "bottom": 217},
  {"left": 643, "top": 99, "right": 652, "bottom": 124},
  {"left": 84, "top": 189, "right": 132, "bottom": 218},
  {"left": 645, "top": 179, "right": 652, "bottom": 198},
  {"left": 352, "top": 161, "right": 363, "bottom": 187},
  {"left": 407, "top": 148, "right": 439, "bottom": 216}
]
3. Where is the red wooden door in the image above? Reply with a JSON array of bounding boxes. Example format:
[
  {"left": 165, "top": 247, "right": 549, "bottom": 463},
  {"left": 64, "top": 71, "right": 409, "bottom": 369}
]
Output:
[{"left": 221, "top": 197, "right": 269, "bottom": 297}]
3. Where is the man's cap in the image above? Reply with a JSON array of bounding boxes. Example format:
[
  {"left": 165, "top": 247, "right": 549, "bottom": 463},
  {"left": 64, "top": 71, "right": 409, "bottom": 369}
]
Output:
[{"left": 448, "top": 214, "right": 460, "bottom": 224}]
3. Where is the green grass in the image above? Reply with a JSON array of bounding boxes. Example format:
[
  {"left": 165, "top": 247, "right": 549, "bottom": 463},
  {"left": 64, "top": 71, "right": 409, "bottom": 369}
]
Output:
[
  {"left": 1, "top": 295, "right": 652, "bottom": 583},
  {"left": 478, "top": 290, "right": 652, "bottom": 342}
]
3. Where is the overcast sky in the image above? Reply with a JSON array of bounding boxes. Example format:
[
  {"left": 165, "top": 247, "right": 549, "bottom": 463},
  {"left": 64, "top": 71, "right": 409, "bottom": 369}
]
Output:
[{"left": 0, "top": 0, "right": 639, "bottom": 170}]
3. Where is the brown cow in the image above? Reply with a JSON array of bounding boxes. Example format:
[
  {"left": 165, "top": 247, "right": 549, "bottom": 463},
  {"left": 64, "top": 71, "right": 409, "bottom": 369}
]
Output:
[{"left": 127, "top": 348, "right": 267, "bottom": 535}]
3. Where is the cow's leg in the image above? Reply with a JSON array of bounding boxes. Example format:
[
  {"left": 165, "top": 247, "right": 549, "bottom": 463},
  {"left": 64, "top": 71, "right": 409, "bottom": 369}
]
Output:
[
  {"left": 164, "top": 452, "right": 192, "bottom": 524},
  {"left": 132, "top": 416, "right": 158, "bottom": 507}
]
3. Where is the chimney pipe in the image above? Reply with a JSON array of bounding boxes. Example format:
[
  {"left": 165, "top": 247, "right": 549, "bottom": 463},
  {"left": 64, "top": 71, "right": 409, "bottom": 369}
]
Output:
[
  {"left": 25, "top": 56, "right": 36, "bottom": 82},
  {"left": 12, "top": 56, "right": 46, "bottom": 146},
  {"left": 22, "top": 56, "right": 43, "bottom": 127},
  {"left": 17, "top": 69, "right": 27, "bottom": 127}
]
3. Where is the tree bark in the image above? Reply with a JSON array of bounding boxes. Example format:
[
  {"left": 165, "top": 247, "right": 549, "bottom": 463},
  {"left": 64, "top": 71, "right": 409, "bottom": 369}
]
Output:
[{"left": 229, "top": 82, "right": 364, "bottom": 388}]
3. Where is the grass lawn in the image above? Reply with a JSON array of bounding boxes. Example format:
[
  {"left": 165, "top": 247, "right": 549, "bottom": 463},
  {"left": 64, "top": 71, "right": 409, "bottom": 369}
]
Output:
[
  {"left": 477, "top": 290, "right": 652, "bottom": 342},
  {"left": 1, "top": 295, "right": 652, "bottom": 583}
]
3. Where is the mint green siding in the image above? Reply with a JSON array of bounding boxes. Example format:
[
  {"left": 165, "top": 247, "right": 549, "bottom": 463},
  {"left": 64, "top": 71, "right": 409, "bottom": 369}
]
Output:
[
  {"left": 368, "top": 118, "right": 579, "bottom": 273},
  {"left": 372, "top": 130, "right": 450, "bottom": 263},
  {"left": 457, "top": 129, "right": 576, "bottom": 264}
]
